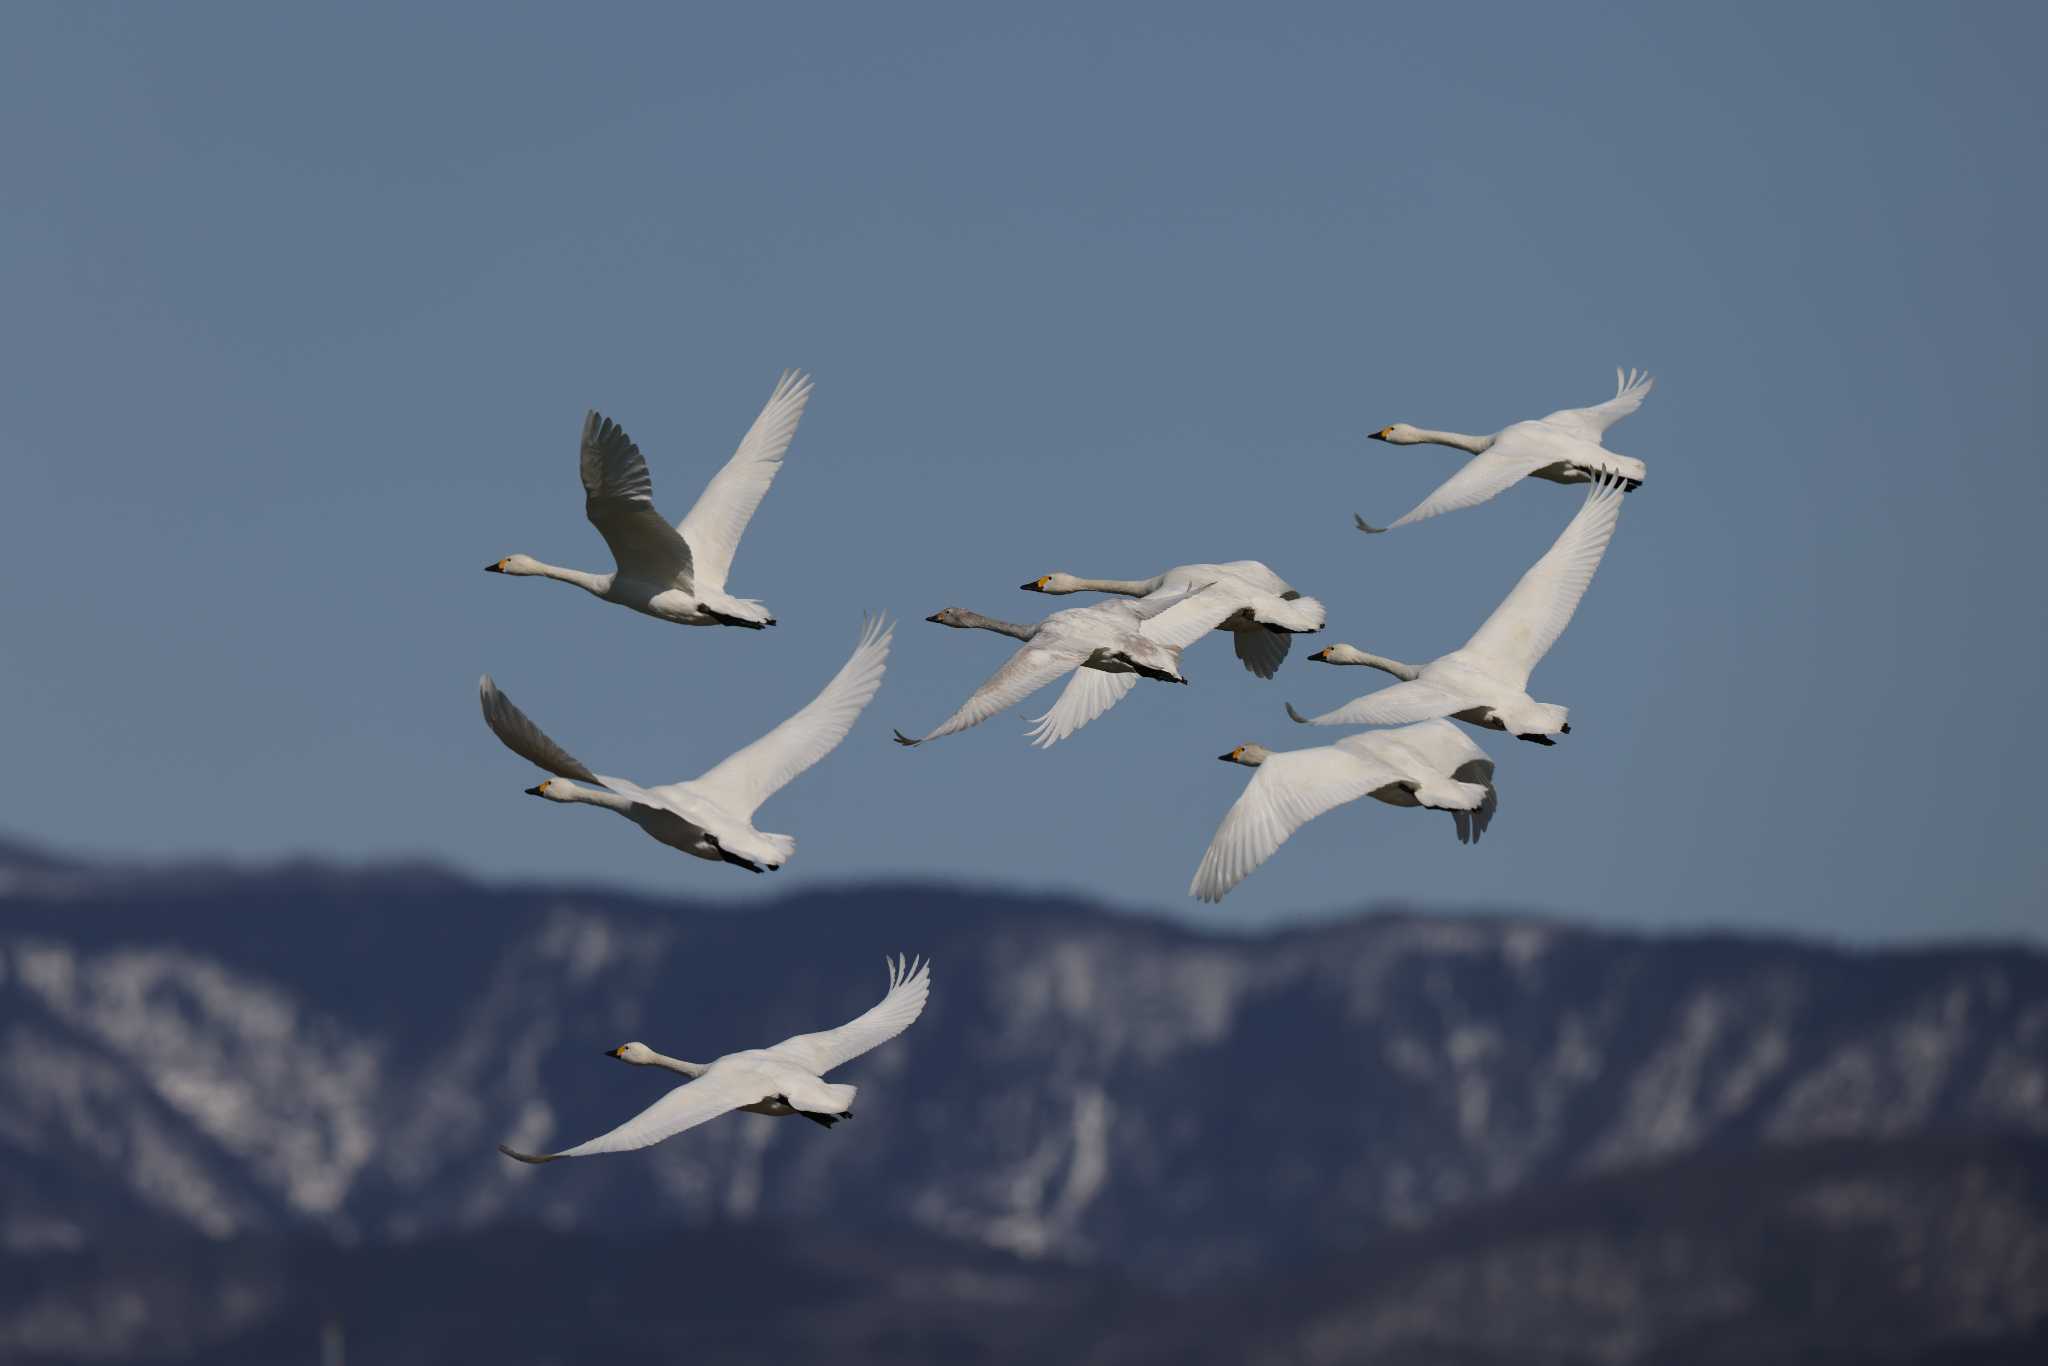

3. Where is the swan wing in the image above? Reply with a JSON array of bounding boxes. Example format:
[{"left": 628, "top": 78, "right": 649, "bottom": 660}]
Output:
[
  {"left": 1287, "top": 680, "right": 1474, "bottom": 729},
  {"left": 688, "top": 614, "right": 892, "bottom": 817},
  {"left": 1025, "top": 667, "right": 1139, "bottom": 748},
  {"left": 765, "top": 955, "right": 931, "bottom": 1075},
  {"left": 498, "top": 1068, "right": 765, "bottom": 1163},
  {"left": 1140, "top": 583, "right": 1260, "bottom": 650},
  {"left": 1361, "top": 718, "right": 1492, "bottom": 776},
  {"left": 477, "top": 675, "right": 601, "bottom": 783},
  {"left": 675, "top": 371, "right": 812, "bottom": 592},
  {"left": 1361, "top": 445, "right": 1554, "bottom": 533},
  {"left": 1232, "top": 627, "right": 1291, "bottom": 679},
  {"left": 896, "top": 643, "right": 1083, "bottom": 746},
  {"left": 1538, "top": 368, "right": 1654, "bottom": 445},
  {"left": 1461, "top": 474, "right": 1627, "bottom": 686},
  {"left": 1190, "top": 747, "right": 1406, "bottom": 902},
  {"left": 580, "top": 410, "right": 696, "bottom": 588}
]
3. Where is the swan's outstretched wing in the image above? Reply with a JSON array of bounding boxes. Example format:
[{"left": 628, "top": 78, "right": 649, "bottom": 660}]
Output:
[
  {"left": 1190, "top": 747, "right": 1406, "bottom": 903},
  {"left": 894, "top": 645, "right": 1082, "bottom": 746},
  {"left": 1461, "top": 475, "right": 1627, "bottom": 687},
  {"left": 684, "top": 615, "right": 892, "bottom": 817},
  {"left": 478, "top": 676, "right": 601, "bottom": 782},
  {"left": 1285, "top": 681, "right": 1473, "bottom": 729},
  {"left": 676, "top": 371, "right": 812, "bottom": 592},
  {"left": 580, "top": 410, "right": 696, "bottom": 587},
  {"left": 1357, "top": 445, "right": 1554, "bottom": 533},
  {"left": 498, "top": 1068, "right": 765, "bottom": 1163},
  {"left": 1025, "top": 667, "right": 1139, "bottom": 748},
  {"left": 765, "top": 955, "right": 931, "bottom": 1076},
  {"left": 1539, "top": 369, "right": 1654, "bottom": 445}
]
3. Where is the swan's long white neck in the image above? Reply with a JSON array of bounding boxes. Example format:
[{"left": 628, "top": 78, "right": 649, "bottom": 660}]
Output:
[
  {"left": 1333, "top": 649, "right": 1421, "bottom": 680},
  {"left": 1395, "top": 428, "right": 1494, "bottom": 454},
  {"left": 512, "top": 558, "right": 613, "bottom": 597},
  {"left": 1059, "top": 576, "right": 1165, "bottom": 597},
  {"left": 551, "top": 782, "right": 638, "bottom": 813},
  {"left": 637, "top": 1050, "right": 707, "bottom": 1078},
  {"left": 950, "top": 611, "right": 1037, "bottom": 641}
]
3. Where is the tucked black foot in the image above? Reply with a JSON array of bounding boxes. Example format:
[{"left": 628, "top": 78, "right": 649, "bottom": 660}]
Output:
[
  {"left": 1517, "top": 733, "right": 1558, "bottom": 747},
  {"left": 799, "top": 1110, "right": 841, "bottom": 1129}
]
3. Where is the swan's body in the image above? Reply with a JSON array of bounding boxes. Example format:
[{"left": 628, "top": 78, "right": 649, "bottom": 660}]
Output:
[
  {"left": 499, "top": 956, "right": 930, "bottom": 1162},
  {"left": 1022, "top": 561, "right": 1326, "bottom": 679},
  {"left": 893, "top": 585, "right": 1255, "bottom": 748},
  {"left": 1357, "top": 369, "right": 1651, "bottom": 533},
  {"left": 1293, "top": 476, "right": 1627, "bottom": 743},
  {"left": 486, "top": 372, "right": 812, "bottom": 627},
  {"left": 1190, "top": 721, "right": 1498, "bottom": 902},
  {"left": 479, "top": 615, "right": 890, "bottom": 871}
]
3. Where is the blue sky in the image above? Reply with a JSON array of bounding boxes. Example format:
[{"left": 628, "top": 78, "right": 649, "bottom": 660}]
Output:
[{"left": 2, "top": 4, "right": 2041, "bottom": 941}]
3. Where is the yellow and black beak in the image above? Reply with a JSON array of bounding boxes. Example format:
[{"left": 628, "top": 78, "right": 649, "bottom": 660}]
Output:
[
  {"left": 524, "top": 781, "right": 549, "bottom": 796},
  {"left": 605, "top": 1046, "right": 625, "bottom": 1059},
  {"left": 485, "top": 559, "right": 507, "bottom": 573},
  {"left": 1218, "top": 746, "right": 1243, "bottom": 762},
  {"left": 1020, "top": 576, "right": 1050, "bottom": 591},
  {"left": 1368, "top": 427, "right": 1392, "bottom": 442},
  {"left": 924, "top": 611, "right": 945, "bottom": 624},
  {"left": 1309, "top": 648, "right": 1331, "bottom": 661}
]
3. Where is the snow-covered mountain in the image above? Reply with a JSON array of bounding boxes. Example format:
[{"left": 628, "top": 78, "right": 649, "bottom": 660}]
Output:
[{"left": 5, "top": 839, "right": 2044, "bottom": 1296}]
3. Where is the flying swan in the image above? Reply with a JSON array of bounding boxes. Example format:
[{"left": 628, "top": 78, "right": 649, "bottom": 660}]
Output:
[
  {"left": 1357, "top": 368, "right": 1651, "bottom": 533},
  {"left": 1291, "top": 476, "right": 1627, "bottom": 744},
  {"left": 893, "top": 586, "right": 1253, "bottom": 749},
  {"left": 499, "top": 955, "right": 931, "bottom": 1162},
  {"left": 479, "top": 615, "right": 891, "bottom": 871},
  {"left": 486, "top": 371, "right": 812, "bottom": 627},
  {"left": 1191, "top": 720, "right": 1498, "bottom": 902},
  {"left": 1020, "top": 560, "right": 1325, "bottom": 679}
]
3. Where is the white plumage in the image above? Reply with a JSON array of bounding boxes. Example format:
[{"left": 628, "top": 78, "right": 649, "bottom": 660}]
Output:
[
  {"left": 1358, "top": 369, "right": 1651, "bottom": 532},
  {"left": 1021, "top": 560, "right": 1325, "bottom": 679},
  {"left": 1190, "top": 721, "right": 1498, "bottom": 903},
  {"left": 479, "top": 615, "right": 891, "bottom": 872},
  {"left": 486, "top": 371, "right": 812, "bottom": 627},
  {"left": 894, "top": 585, "right": 1267, "bottom": 749},
  {"left": 1293, "top": 476, "right": 1628, "bottom": 743},
  {"left": 501, "top": 956, "right": 931, "bottom": 1162}
]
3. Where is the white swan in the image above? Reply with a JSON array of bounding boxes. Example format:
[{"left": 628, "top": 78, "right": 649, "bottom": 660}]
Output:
[
  {"left": 479, "top": 615, "right": 890, "bottom": 871},
  {"left": 1021, "top": 561, "right": 1326, "bottom": 679},
  {"left": 1356, "top": 369, "right": 1651, "bottom": 533},
  {"left": 486, "top": 371, "right": 812, "bottom": 627},
  {"left": 1191, "top": 720, "right": 1498, "bottom": 903},
  {"left": 1291, "top": 476, "right": 1627, "bottom": 743},
  {"left": 500, "top": 955, "right": 930, "bottom": 1162},
  {"left": 892, "top": 586, "right": 1252, "bottom": 748}
]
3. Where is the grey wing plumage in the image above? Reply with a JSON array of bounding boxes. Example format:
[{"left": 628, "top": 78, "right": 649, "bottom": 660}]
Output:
[{"left": 478, "top": 676, "right": 600, "bottom": 782}]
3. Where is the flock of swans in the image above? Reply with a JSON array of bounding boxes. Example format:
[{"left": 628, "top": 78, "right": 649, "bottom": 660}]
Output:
[{"left": 477, "top": 368, "right": 1650, "bottom": 1160}]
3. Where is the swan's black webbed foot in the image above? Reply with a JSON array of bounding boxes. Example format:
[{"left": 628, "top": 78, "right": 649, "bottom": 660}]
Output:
[
  {"left": 1517, "top": 733, "right": 1558, "bottom": 747},
  {"left": 799, "top": 1110, "right": 841, "bottom": 1129}
]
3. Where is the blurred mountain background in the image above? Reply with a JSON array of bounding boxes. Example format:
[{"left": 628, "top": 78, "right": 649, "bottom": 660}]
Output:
[{"left": 3, "top": 835, "right": 2043, "bottom": 1364}]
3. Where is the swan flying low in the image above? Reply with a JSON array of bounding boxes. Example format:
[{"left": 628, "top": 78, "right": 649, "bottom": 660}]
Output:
[{"left": 500, "top": 955, "right": 931, "bottom": 1162}]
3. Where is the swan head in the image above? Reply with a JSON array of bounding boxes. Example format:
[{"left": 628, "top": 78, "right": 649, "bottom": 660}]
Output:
[
  {"left": 486, "top": 554, "right": 545, "bottom": 576},
  {"left": 1369, "top": 424, "right": 1425, "bottom": 445},
  {"left": 1020, "top": 573, "right": 1081, "bottom": 594},
  {"left": 1218, "top": 743, "right": 1274, "bottom": 767},
  {"left": 523, "top": 778, "right": 576, "bottom": 802},
  {"left": 607, "top": 1041, "right": 659, "bottom": 1065},
  {"left": 925, "top": 607, "right": 979, "bottom": 628},
  {"left": 1308, "top": 644, "right": 1369, "bottom": 665}
]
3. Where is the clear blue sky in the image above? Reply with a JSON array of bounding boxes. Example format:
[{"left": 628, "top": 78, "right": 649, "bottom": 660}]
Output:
[{"left": 2, "top": 4, "right": 2041, "bottom": 942}]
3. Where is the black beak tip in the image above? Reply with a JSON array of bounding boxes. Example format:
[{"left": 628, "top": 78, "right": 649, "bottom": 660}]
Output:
[
  {"left": 523, "top": 784, "right": 545, "bottom": 796},
  {"left": 924, "top": 612, "right": 944, "bottom": 624},
  {"left": 484, "top": 562, "right": 502, "bottom": 573},
  {"left": 1217, "top": 752, "right": 1236, "bottom": 762},
  {"left": 1367, "top": 430, "right": 1389, "bottom": 442},
  {"left": 1019, "top": 581, "right": 1041, "bottom": 592}
]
